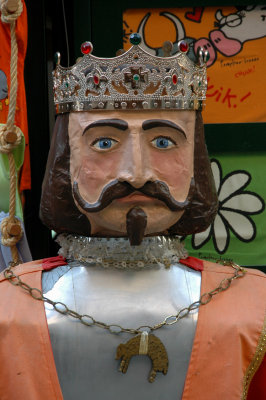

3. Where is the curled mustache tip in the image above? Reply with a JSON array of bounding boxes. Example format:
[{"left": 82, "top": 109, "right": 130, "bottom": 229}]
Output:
[{"left": 73, "top": 178, "right": 194, "bottom": 214}]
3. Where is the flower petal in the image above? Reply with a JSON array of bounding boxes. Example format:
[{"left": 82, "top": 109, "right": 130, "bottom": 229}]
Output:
[
  {"left": 219, "top": 172, "right": 250, "bottom": 202},
  {"left": 213, "top": 213, "right": 229, "bottom": 253},
  {"left": 222, "top": 193, "right": 264, "bottom": 214},
  {"left": 192, "top": 225, "right": 211, "bottom": 248},
  {"left": 220, "top": 210, "right": 255, "bottom": 241},
  {"left": 211, "top": 159, "right": 221, "bottom": 193}
]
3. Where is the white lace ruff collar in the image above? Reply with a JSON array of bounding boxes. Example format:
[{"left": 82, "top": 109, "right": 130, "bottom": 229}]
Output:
[{"left": 56, "top": 234, "right": 188, "bottom": 270}]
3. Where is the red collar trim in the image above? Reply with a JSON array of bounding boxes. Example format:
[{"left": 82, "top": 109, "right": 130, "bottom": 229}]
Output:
[
  {"left": 42, "top": 255, "right": 203, "bottom": 272},
  {"left": 42, "top": 256, "right": 68, "bottom": 271},
  {"left": 179, "top": 256, "right": 204, "bottom": 272}
]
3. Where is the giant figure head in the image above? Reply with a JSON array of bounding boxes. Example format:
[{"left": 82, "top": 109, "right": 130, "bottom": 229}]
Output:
[{"left": 40, "top": 35, "right": 218, "bottom": 244}]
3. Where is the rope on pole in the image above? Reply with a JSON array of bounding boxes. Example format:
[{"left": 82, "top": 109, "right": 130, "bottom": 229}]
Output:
[{"left": 0, "top": 0, "right": 24, "bottom": 264}]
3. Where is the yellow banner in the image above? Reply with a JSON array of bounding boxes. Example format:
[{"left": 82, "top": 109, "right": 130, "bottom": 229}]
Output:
[{"left": 123, "top": 6, "right": 266, "bottom": 123}]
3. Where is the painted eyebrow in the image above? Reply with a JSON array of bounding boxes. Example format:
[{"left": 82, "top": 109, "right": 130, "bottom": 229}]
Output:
[
  {"left": 142, "top": 119, "right": 187, "bottom": 138},
  {"left": 82, "top": 119, "right": 128, "bottom": 135}
]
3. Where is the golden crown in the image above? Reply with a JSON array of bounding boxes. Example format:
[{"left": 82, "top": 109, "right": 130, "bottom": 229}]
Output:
[{"left": 53, "top": 33, "right": 209, "bottom": 114}]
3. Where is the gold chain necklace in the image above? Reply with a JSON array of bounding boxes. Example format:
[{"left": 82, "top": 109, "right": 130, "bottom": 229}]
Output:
[{"left": 4, "top": 260, "right": 246, "bottom": 383}]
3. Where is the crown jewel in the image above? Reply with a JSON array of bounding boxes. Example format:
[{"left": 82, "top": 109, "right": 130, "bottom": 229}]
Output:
[{"left": 53, "top": 35, "right": 208, "bottom": 114}]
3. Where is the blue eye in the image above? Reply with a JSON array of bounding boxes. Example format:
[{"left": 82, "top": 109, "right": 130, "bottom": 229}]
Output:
[
  {"left": 92, "top": 138, "right": 118, "bottom": 150},
  {"left": 152, "top": 137, "right": 175, "bottom": 149}
]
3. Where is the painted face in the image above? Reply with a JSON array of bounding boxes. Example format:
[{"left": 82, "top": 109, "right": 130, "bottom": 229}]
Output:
[{"left": 68, "top": 110, "right": 195, "bottom": 237}]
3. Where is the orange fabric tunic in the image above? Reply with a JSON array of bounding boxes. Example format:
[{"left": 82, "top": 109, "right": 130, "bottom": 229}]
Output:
[{"left": 0, "top": 259, "right": 265, "bottom": 399}]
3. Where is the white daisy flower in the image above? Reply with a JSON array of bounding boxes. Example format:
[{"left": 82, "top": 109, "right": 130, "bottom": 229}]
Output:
[{"left": 192, "top": 159, "right": 265, "bottom": 254}]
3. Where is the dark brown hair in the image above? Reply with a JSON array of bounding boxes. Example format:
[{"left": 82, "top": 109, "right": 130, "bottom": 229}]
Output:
[{"left": 40, "top": 111, "right": 218, "bottom": 236}]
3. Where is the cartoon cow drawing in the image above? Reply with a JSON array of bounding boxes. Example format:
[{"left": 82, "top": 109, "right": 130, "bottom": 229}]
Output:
[
  {"left": 116, "top": 333, "right": 168, "bottom": 382},
  {"left": 137, "top": 6, "right": 266, "bottom": 67},
  {"left": 196, "top": 5, "right": 266, "bottom": 66},
  {"left": 138, "top": 11, "right": 187, "bottom": 57}
]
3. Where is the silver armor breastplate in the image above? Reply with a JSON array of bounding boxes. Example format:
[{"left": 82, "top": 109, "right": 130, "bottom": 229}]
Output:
[{"left": 43, "top": 261, "right": 201, "bottom": 400}]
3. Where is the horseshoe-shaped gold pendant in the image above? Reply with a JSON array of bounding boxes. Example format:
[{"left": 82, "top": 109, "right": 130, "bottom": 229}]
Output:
[{"left": 116, "top": 331, "right": 168, "bottom": 382}]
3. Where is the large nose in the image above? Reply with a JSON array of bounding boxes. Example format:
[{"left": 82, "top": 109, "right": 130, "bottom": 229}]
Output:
[{"left": 118, "top": 133, "right": 153, "bottom": 188}]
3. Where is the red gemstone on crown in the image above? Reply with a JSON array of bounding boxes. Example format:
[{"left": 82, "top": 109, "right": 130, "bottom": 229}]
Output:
[
  {"left": 93, "top": 75, "right": 100, "bottom": 85},
  {"left": 81, "top": 41, "right": 93, "bottom": 55},
  {"left": 178, "top": 40, "right": 189, "bottom": 53},
  {"left": 172, "top": 74, "right": 178, "bottom": 85}
]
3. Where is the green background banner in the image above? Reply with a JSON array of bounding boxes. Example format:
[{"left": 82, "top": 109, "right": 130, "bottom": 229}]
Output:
[{"left": 186, "top": 153, "right": 266, "bottom": 267}]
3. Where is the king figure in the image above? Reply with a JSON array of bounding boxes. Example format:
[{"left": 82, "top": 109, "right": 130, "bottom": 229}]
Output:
[{"left": 0, "top": 34, "right": 265, "bottom": 400}]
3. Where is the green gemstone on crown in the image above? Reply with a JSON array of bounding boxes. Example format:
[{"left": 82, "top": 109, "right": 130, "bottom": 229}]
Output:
[
  {"left": 133, "top": 74, "right": 140, "bottom": 81},
  {"left": 54, "top": 52, "right": 61, "bottom": 65},
  {"left": 130, "top": 33, "right": 141, "bottom": 45}
]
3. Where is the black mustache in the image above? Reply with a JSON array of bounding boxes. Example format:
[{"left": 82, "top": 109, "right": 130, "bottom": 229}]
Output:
[{"left": 73, "top": 179, "right": 195, "bottom": 213}]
